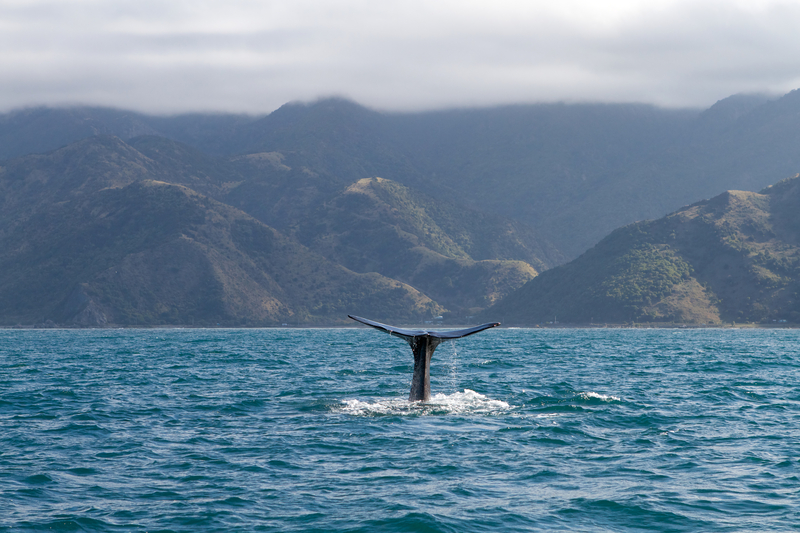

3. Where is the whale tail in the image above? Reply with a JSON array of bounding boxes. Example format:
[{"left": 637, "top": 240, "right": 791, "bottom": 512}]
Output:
[{"left": 348, "top": 315, "right": 500, "bottom": 401}]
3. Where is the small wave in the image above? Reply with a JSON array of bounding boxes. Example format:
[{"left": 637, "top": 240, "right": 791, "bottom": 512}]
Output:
[
  {"left": 579, "top": 391, "right": 621, "bottom": 402},
  {"left": 339, "top": 389, "right": 511, "bottom": 416}
]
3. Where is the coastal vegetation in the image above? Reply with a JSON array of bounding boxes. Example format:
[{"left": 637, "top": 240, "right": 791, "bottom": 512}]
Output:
[{"left": 485, "top": 178, "right": 800, "bottom": 325}]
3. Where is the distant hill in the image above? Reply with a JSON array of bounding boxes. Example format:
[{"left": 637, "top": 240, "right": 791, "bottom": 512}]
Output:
[
  {"left": 0, "top": 136, "right": 551, "bottom": 326},
  {"left": 0, "top": 106, "right": 258, "bottom": 160},
  {"left": 484, "top": 175, "right": 800, "bottom": 325}
]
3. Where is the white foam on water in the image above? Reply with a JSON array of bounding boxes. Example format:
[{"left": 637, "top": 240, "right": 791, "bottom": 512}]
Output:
[
  {"left": 579, "top": 391, "right": 621, "bottom": 402},
  {"left": 340, "top": 397, "right": 410, "bottom": 416},
  {"left": 339, "top": 389, "right": 511, "bottom": 416},
  {"left": 429, "top": 389, "right": 511, "bottom": 413}
]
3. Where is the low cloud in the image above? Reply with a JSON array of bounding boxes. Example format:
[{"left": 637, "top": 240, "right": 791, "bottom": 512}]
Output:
[{"left": 1, "top": 0, "right": 799, "bottom": 114}]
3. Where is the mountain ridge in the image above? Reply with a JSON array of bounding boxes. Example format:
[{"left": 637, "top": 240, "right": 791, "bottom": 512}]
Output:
[{"left": 4, "top": 92, "right": 798, "bottom": 260}]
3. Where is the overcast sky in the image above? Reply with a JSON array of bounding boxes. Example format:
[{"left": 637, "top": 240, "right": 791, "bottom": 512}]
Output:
[{"left": 1, "top": 0, "right": 800, "bottom": 114}]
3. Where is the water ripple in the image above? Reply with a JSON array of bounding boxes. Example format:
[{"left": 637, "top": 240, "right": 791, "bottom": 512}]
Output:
[{"left": 1, "top": 327, "right": 799, "bottom": 531}]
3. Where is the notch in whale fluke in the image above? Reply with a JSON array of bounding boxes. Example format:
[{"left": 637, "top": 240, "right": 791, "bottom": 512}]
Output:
[{"left": 348, "top": 315, "right": 500, "bottom": 402}]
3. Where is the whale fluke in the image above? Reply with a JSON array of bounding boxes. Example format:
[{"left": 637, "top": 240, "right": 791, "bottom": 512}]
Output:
[{"left": 348, "top": 315, "right": 500, "bottom": 401}]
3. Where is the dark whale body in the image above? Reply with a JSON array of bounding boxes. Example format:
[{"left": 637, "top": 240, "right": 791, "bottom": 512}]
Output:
[{"left": 348, "top": 315, "right": 501, "bottom": 401}]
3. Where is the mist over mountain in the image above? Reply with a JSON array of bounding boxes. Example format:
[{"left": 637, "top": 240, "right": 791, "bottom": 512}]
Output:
[{"left": 4, "top": 91, "right": 800, "bottom": 260}]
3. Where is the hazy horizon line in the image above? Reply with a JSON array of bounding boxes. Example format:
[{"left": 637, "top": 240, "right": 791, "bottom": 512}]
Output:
[{"left": 2, "top": 89, "right": 788, "bottom": 118}]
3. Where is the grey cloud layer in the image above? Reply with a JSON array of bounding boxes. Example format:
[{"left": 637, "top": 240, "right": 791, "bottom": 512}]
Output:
[{"left": 1, "top": 0, "right": 799, "bottom": 113}]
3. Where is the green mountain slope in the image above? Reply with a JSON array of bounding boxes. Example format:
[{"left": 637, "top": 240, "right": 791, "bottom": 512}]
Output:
[
  {"left": 0, "top": 179, "right": 441, "bottom": 326},
  {"left": 485, "top": 175, "right": 800, "bottom": 325},
  {"left": 293, "top": 177, "right": 560, "bottom": 313}
]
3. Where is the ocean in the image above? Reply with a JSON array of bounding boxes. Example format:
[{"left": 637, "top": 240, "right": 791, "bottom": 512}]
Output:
[{"left": 1, "top": 327, "right": 798, "bottom": 532}]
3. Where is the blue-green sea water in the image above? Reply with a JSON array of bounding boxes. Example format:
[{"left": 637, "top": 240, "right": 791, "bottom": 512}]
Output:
[{"left": 1, "top": 327, "right": 799, "bottom": 532}]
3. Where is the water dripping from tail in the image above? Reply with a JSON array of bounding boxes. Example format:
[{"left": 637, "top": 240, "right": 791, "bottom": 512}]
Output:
[{"left": 446, "top": 340, "right": 459, "bottom": 394}]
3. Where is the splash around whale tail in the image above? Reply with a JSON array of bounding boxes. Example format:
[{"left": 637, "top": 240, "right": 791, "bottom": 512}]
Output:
[{"left": 348, "top": 315, "right": 500, "bottom": 401}]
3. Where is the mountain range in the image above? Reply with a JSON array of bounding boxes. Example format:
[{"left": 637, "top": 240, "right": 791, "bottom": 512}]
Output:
[{"left": 2, "top": 89, "right": 800, "bottom": 326}]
